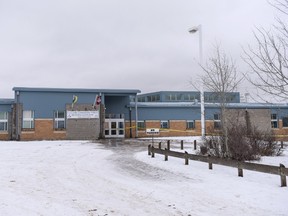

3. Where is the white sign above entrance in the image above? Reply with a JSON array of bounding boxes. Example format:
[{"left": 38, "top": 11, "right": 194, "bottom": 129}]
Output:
[{"left": 67, "top": 111, "right": 99, "bottom": 119}]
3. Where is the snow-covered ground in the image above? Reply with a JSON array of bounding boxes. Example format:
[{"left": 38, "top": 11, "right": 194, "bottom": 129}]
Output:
[{"left": 0, "top": 138, "right": 287, "bottom": 216}]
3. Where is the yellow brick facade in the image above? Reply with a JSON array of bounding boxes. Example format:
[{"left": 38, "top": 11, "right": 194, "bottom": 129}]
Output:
[
  {"left": 125, "top": 120, "right": 202, "bottom": 138},
  {"left": 20, "top": 119, "right": 66, "bottom": 141},
  {"left": 0, "top": 132, "right": 9, "bottom": 140}
]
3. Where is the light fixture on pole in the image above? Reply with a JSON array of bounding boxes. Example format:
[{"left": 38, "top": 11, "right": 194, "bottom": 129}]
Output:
[
  {"left": 188, "top": 24, "right": 205, "bottom": 138},
  {"left": 188, "top": 25, "right": 203, "bottom": 64}
]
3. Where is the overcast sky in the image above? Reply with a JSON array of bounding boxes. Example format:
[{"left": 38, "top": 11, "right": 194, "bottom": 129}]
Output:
[{"left": 0, "top": 0, "right": 282, "bottom": 99}]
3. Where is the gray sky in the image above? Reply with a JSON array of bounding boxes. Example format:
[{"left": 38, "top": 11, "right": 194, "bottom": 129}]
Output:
[{"left": 0, "top": 0, "right": 280, "bottom": 98}]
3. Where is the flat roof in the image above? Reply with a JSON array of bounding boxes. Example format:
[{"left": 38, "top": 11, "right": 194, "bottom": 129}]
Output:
[
  {"left": 0, "top": 99, "right": 14, "bottom": 105},
  {"left": 130, "top": 102, "right": 288, "bottom": 109},
  {"left": 138, "top": 91, "right": 239, "bottom": 96},
  {"left": 13, "top": 87, "right": 141, "bottom": 94}
]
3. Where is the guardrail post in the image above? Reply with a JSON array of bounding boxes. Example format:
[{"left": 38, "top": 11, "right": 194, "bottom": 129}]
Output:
[
  {"left": 159, "top": 142, "right": 162, "bottom": 149},
  {"left": 181, "top": 140, "right": 184, "bottom": 150},
  {"left": 208, "top": 156, "right": 213, "bottom": 170},
  {"left": 148, "top": 144, "right": 151, "bottom": 156},
  {"left": 167, "top": 140, "right": 170, "bottom": 150},
  {"left": 151, "top": 146, "right": 155, "bottom": 158},
  {"left": 184, "top": 151, "right": 189, "bottom": 165},
  {"left": 165, "top": 148, "right": 168, "bottom": 161},
  {"left": 279, "top": 163, "right": 287, "bottom": 187},
  {"left": 238, "top": 162, "right": 243, "bottom": 177},
  {"left": 194, "top": 140, "right": 197, "bottom": 150},
  {"left": 209, "top": 162, "right": 213, "bottom": 170}
]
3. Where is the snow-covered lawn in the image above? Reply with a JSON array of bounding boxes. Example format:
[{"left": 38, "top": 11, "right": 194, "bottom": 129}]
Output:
[{"left": 0, "top": 139, "right": 287, "bottom": 216}]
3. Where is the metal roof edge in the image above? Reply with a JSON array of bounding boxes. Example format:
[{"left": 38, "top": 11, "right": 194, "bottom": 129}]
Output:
[
  {"left": 130, "top": 102, "right": 200, "bottom": 107},
  {"left": 0, "top": 99, "right": 14, "bottom": 105},
  {"left": 138, "top": 90, "right": 200, "bottom": 96},
  {"left": 129, "top": 102, "right": 288, "bottom": 108},
  {"left": 12, "top": 87, "right": 141, "bottom": 94},
  {"left": 138, "top": 91, "right": 240, "bottom": 96}
]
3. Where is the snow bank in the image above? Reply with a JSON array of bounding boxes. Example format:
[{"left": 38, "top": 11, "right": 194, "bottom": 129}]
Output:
[{"left": 0, "top": 140, "right": 287, "bottom": 216}]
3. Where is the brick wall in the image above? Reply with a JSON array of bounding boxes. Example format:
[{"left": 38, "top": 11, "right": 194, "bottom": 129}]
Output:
[
  {"left": 66, "top": 119, "right": 99, "bottom": 140},
  {"left": 126, "top": 120, "right": 202, "bottom": 138},
  {"left": 272, "top": 120, "right": 288, "bottom": 141},
  {"left": 124, "top": 109, "right": 283, "bottom": 139},
  {"left": 66, "top": 103, "right": 100, "bottom": 140},
  {"left": 0, "top": 132, "right": 9, "bottom": 140},
  {"left": 20, "top": 119, "right": 66, "bottom": 140}
]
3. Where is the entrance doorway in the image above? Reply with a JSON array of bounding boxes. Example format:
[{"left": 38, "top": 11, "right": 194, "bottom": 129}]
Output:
[{"left": 104, "top": 118, "right": 125, "bottom": 138}]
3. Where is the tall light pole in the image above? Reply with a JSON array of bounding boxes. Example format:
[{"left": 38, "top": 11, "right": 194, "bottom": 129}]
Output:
[
  {"left": 188, "top": 25, "right": 203, "bottom": 63},
  {"left": 188, "top": 24, "right": 205, "bottom": 138}
]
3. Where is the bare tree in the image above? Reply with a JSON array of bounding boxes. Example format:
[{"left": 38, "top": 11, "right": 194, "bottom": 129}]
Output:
[
  {"left": 198, "top": 44, "right": 243, "bottom": 157},
  {"left": 201, "top": 45, "right": 241, "bottom": 96},
  {"left": 243, "top": 0, "right": 288, "bottom": 101}
]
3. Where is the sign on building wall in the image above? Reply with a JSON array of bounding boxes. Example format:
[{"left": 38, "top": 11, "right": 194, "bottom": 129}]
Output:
[{"left": 67, "top": 111, "right": 99, "bottom": 119}]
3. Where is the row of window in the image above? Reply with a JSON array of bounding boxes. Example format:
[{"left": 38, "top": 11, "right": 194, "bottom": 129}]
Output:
[
  {"left": 0, "top": 111, "right": 287, "bottom": 132},
  {"left": 137, "top": 120, "right": 195, "bottom": 130},
  {"left": 137, "top": 94, "right": 200, "bottom": 102},
  {"left": 0, "top": 111, "right": 65, "bottom": 131},
  {"left": 22, "top": 110, "right": 66, "bottom": 130},
  {"left": 137, "top": 93, "right": 237, "bottom": 103}
]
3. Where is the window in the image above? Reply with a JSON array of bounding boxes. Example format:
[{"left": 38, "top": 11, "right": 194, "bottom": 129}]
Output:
[
  {"left": 186, "top": 120, "right": 195, "bottom": 129},
  {"left": 137, "top": 121, "right": 145, "bottom": 130},
  {"left": 283, "top": 117, "right": 288, "bottom": 127},
  {"left": 54, "top": 111, "right": 66, "bottom": 129},
  {"left": 165, "top": 93, "right": 182, "bottom": 101},
  {"left": 225, "top": 94, "right": 235, "bottom": 102},
  {"left": 271, "top": 114, "right": 278, "bottom": 128},
  {"left": 160, "top": 120, "right": 169, "bottom": 129},
  {"left": 184, "top": 94, "right": 195, "bottom": 101},
  {"left": 23, "top": 110, "right": 34, "bottom": 129},
  {"left": 214, "top": 113, "right": 221, "bottom": 129},
  {"left": 137, "top": 97, "right": 146, "bottom": 102},
  {"left": 0, "top": 112, "right": 8, "bottom": 131},
  {"left": 118, "top": 122, "right": 124, "bottom": 135},
  {"left": 147, "top": 94, "right": 160, "bottom": 102},
  {"left": 205, "top": 95, "right": 215, "bottom": 102}
]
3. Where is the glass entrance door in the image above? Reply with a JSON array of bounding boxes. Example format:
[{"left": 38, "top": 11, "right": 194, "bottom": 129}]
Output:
[{"left": 104, "top": 118, "right": 125, "bottom": 138}]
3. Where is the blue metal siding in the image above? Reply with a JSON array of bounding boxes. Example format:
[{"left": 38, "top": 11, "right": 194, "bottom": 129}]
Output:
[
  {"left": 105, "top": 96, "right": 131, "bottom": 117},
  {"left": 0, "top": 104, "right": 12, "bottom": 112},
  {"left": 18, "top": 91, "right": 98, "bottom": 118},
  {"left": 13, "top": 87, "right": 140, "bottom": 94},
  {"left": 135, "top": 107, "right": 202, "bottom": 120},
  {"left": 271, "top": 107, "right": 288, "bottom": 119},
  {"left": 204, "top": 107, "right": 221, "bottom": 120},
  {"left": 17, "top": 90, "right": 135, "bottom": 119},
  {"left": 0, "top": 99, "right": 13, "bottom": 112}
]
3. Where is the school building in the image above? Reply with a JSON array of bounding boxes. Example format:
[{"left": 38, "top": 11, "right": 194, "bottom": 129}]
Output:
[{"left": 0, "top": 87, "right": 288, "bottom": 141}]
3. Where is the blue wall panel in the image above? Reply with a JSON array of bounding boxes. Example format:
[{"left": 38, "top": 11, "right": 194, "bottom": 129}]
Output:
[
  {"left": 105, "top": 96, "right": 130, "bottom": 118},
  {"left": 18, "top": 91, "right": 135, "bottom": 119},
  {"left": 271, "top": 107, "right": 288, "bottom": 118},
  {"left": 19, "top": 91, "right": 99, "bottom": 118},
  {"left": 204, "top": 107, "right": 221, "bottom": 119},
  {"left": 135, "top": 107, "right": 202, "bottom": 120},
  {"left": 0, "top": 104, "right": 12, "bottom": 112}
]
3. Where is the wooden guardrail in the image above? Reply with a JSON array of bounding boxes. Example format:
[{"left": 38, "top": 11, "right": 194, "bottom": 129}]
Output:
[{"left": 148, "top": 143, "right": 288, "bottom": 187}]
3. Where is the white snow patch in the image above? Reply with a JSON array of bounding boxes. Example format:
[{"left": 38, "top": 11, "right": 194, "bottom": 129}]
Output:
[{"left": 0, "top": 139, "right": 287, "bottom": 216}]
